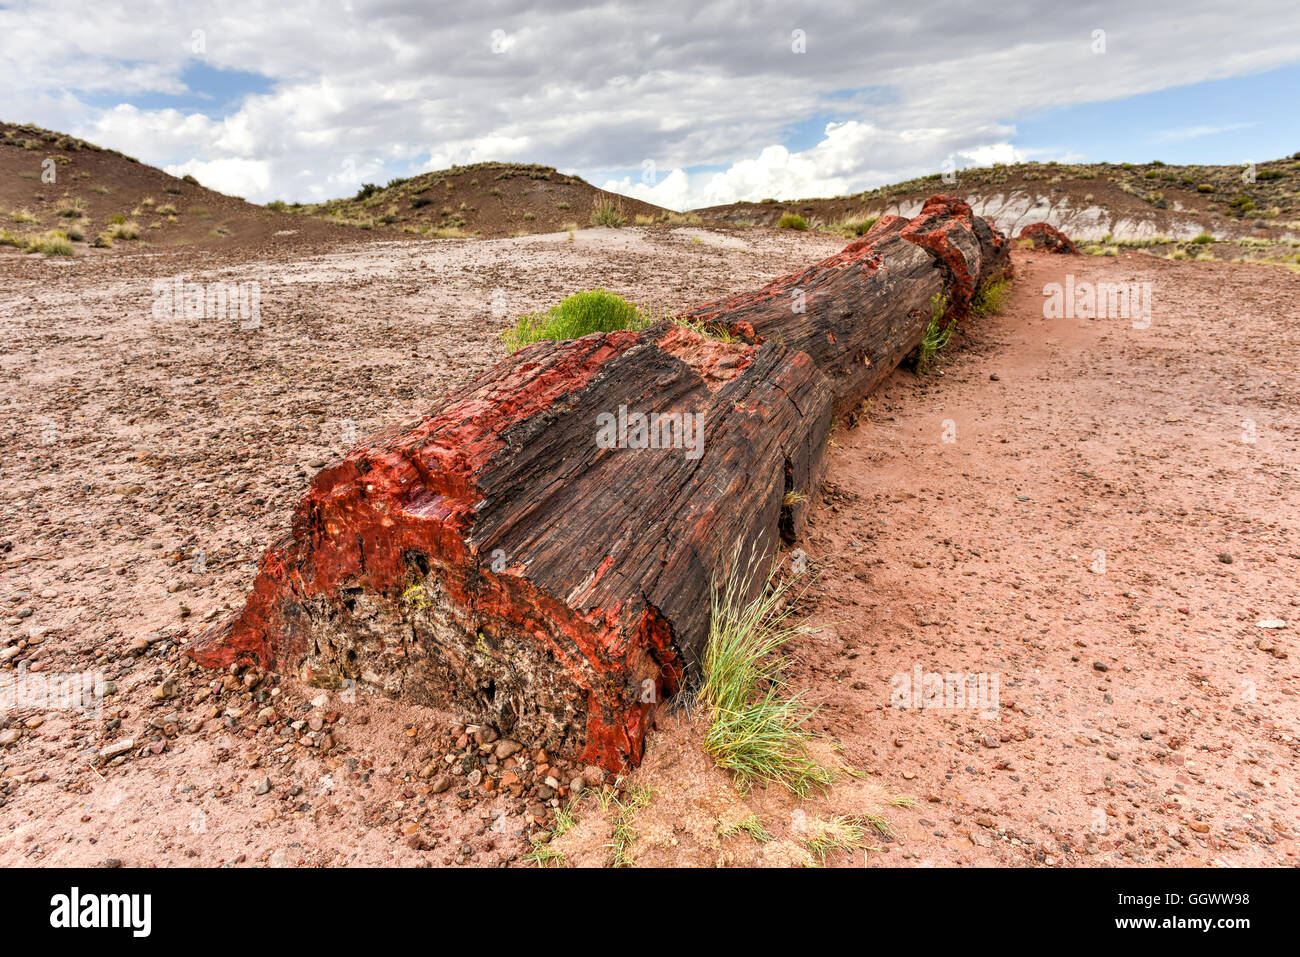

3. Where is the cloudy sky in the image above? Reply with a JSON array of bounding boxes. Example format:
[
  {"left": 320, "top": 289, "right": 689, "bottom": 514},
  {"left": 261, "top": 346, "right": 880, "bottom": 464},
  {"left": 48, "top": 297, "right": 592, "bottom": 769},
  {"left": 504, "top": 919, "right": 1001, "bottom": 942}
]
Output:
[{"left": 3, "top": 1, "right": 1298, "bottom": 209}]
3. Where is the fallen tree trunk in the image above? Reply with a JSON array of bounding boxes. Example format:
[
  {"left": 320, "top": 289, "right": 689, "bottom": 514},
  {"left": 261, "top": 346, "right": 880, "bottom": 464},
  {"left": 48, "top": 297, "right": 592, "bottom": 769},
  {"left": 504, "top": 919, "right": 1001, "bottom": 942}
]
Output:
[
  {"left": 189, "top": 194, "right": 1008, "bottom": 769},
  {"left": 190, "top": 323, "right": 833, "bottom": 767},
  {"left": 681, "top": 195, "right": 1010, "bottom": 418}
]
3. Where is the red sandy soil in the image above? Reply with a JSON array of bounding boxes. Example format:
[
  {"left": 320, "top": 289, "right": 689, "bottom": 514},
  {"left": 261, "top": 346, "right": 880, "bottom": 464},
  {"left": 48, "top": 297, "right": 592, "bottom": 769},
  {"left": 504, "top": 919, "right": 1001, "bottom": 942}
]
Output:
[{"left": 1, "top": 231, "right": 1296, "bottom": 866}]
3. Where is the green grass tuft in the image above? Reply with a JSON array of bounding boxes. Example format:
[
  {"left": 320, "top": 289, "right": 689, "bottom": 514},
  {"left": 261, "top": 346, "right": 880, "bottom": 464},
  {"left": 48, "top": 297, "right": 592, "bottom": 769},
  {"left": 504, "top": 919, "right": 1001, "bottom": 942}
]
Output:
[
  {"left": 777, "top": 213, "right": 808, "bottom": 230},
  {"left": 970, "top": 276, "right": 1011, "bottom": 319},
  {"left": 698, "top": 550, "right": 834, "bottom": 796},
  {"left": 589, "top": 198, "right": 626, "bottom": 227},
  {"left": 719, "top": 813, "right": 773, "bottom": 843},
  {"left": 912, "top": 293, "right": 955, "bottom": 375},
  {"left": 606, "top": 784, "right": 652, "bottom": 867},
  {"left": 503, "top": 289, "right": 648, "bottom": 350},
  {"left": 24, "top": 230, "right": 75, "bottom": 256}
]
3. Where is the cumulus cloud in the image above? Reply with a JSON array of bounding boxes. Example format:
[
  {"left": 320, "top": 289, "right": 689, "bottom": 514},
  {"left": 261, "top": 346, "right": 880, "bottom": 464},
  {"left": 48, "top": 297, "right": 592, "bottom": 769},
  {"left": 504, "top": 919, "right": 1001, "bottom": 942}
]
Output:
[{"left": 2, "top": 1, "right": 1298, "bottom": 205}]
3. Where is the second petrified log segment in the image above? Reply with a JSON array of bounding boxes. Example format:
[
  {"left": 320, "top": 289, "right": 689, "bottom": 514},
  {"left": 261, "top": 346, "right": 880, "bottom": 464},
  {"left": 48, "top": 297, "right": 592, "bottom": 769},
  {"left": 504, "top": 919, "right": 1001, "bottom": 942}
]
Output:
[
  {"left": 682, "top": 195, "right": 1009, "bottom": 418},
  {"left": 189, "top": 323, "right": 833, "bottom": 768}
]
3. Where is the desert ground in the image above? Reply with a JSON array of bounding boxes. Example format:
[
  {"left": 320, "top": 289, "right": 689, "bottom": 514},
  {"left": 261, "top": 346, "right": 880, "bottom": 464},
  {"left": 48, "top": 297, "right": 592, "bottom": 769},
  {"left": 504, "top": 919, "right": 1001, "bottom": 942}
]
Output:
[{"left": 1, "top": 225, "right": 1296, "bottom": 867}]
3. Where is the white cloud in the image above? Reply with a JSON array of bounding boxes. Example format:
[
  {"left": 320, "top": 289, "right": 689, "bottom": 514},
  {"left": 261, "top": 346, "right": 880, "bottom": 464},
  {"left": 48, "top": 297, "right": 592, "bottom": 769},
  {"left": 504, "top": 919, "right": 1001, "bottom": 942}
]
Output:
[
  {"left": 1, "top": 1, "right": 1297, "bottom": 204},
  {"left": 1151, "top": 122, "right": 1255, "bottom": 142},
  {"left": 165, "top": 157, "right": 271, "bottom": 198},
  {"left": 606, "top": 122, "right": 1028, "bottom": 209}
]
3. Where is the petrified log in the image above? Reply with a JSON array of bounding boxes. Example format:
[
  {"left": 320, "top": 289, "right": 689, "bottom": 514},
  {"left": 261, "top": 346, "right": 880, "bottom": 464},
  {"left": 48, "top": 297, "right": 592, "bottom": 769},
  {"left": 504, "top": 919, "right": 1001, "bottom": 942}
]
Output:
[
  {"left": 1018, "top": 221, "right": 1077, "bottom": 254},
  {"left": 682, "top": 195, "right": 1009, "bottom": 418},
  {"left": 189, "top": 322, "right": 833, "bottom": 767},
  {"left": 189, "top": 194, "right": 1010, "bottom": 770}
]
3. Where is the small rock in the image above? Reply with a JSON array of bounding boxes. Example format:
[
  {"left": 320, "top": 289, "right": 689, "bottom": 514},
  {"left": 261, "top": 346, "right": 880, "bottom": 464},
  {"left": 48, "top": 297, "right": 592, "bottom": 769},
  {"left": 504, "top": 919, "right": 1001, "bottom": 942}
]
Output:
[
  {"left": 494, "top": 739, "right": 522, "bottom": 760},
  {"left": 430, "top": 775, "right": 453, "bottom": 794},
  {"left": 1217, "top": 552, "right": 1233, "bottom": 564},
  {"left": 100, "top": 738, "right": 134, "bottom": 761},
  {"left": 1257, "top": 619, "right": 1286, "bottom": 629},
  {"left": 255, "top": 777, "right": 271, "bottom": 795}
]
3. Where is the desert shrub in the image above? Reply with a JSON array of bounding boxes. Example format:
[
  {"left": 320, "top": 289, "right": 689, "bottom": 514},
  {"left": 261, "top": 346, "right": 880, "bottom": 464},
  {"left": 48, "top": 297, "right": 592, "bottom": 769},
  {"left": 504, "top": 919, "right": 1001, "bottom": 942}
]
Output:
[
  {"left": 107, "top": 221, "right": 140, "bottom": 240},
  {"left": 11, "top": 208, "right": 40, "bottom": 224},
  {"left": 156, "top": 203, "right": 178, "bottom": 216},
  {"left": 0, "top": 230, "right": 21, "bottom": 247},
  {"left": 411, "top": 196, "right": 433, "bottom": 209},
  {"left": 24, "top": 230, "right": 75, "bottom": 256},
  {"left": 1192, "top": 233, "right": 1214, "bottom": 244},
  {"left": 503, "top": 289, "right": 646, "bottom": 350},
  {"left": 1196, "top": 183, "right": 1215, "bottom": 193},
  {"left": 777, "top": 213, "right": 808, "bottom": 230},
  {"left": 589, "top": 199, "right": 626, "bottom": 227},
  {"left": 354, "top": 183, "right": 381, "bottom": 201},
  {"left": 265, "top": 200, "right": 287, "bottom": 212},
  {"left": 65, "top": 223, "right": 85, "bottom": 241},
  {"left": 182, "top": 174, "right": 199, "bottom": 185}
]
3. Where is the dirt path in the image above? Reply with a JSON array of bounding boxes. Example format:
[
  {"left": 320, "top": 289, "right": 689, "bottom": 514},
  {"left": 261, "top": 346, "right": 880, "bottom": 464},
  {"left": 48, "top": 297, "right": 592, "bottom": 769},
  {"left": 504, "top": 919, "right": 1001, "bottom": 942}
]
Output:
[
  {"left": 793, "top": 250, "right": 1300, "bottom": 865},
  {"left": 1, "top": 235, "right": 1295, "bottom": 867}
]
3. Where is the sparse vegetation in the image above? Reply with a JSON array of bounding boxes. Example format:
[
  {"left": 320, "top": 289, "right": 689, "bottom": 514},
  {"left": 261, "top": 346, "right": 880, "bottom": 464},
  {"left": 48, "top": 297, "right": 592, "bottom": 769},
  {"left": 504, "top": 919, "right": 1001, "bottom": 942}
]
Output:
[
  {"left": 777, "top": 213, "right": 809, "bottom": 230},
  {"left": 970, "top": 276, "right": 1011, "bottom": 318},
  {"left": 503, "top": 289, "right": 647, "bottom": 350},
  {"left": 698, "top": 552, "right": 834, "bottom": 796},
  {"left": 719, "top": 813, "right": 773, "bottom": 843},
  {"left": 607, "top": 784, "right": 652, "bottom": 867},
  {"left": 826, "top": 215, "right": 878, "bottom": 238},
  {"left": 589, "top": 198, "right": 626, "bottom": 227},
  {"left": 24, "top": 230, "right": 75, "bottom": 256},
  {"left": 106, "top": 221, "right": 140, "bottom": 240},
  {"left": 912, "top": 293, "right": 955, "bottom": 374}
]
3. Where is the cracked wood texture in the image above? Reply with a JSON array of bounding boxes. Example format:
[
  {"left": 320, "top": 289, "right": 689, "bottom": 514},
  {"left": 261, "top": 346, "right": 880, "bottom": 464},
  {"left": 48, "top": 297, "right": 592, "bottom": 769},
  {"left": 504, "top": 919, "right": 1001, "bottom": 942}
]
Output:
[
  {"left": 682, "top": 195, "right": 1010, "bottom": 418},
  {"left": 189, "top": 194, "right": 1009, "bottom": 769}
]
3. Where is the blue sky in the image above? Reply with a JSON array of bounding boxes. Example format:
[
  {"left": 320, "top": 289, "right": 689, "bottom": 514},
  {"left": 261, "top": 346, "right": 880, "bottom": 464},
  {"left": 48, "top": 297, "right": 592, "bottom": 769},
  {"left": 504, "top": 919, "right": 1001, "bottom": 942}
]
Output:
[{"left": 2, "top": 1, "right": 1298, "bottom": 207}]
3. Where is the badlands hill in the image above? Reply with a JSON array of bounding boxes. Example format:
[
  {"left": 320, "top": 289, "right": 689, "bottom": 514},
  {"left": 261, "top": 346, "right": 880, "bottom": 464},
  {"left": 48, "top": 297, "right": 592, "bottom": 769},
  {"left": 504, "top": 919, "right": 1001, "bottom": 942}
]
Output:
[
  {"left": 698, "top": 155, "right": 1300, "bottom": 245},
  {"left": 282, "top": 162, "right": 681, "bottom": 239},
  {"left": 0, "top": 121, "right": 351, "bottom": 256}
]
